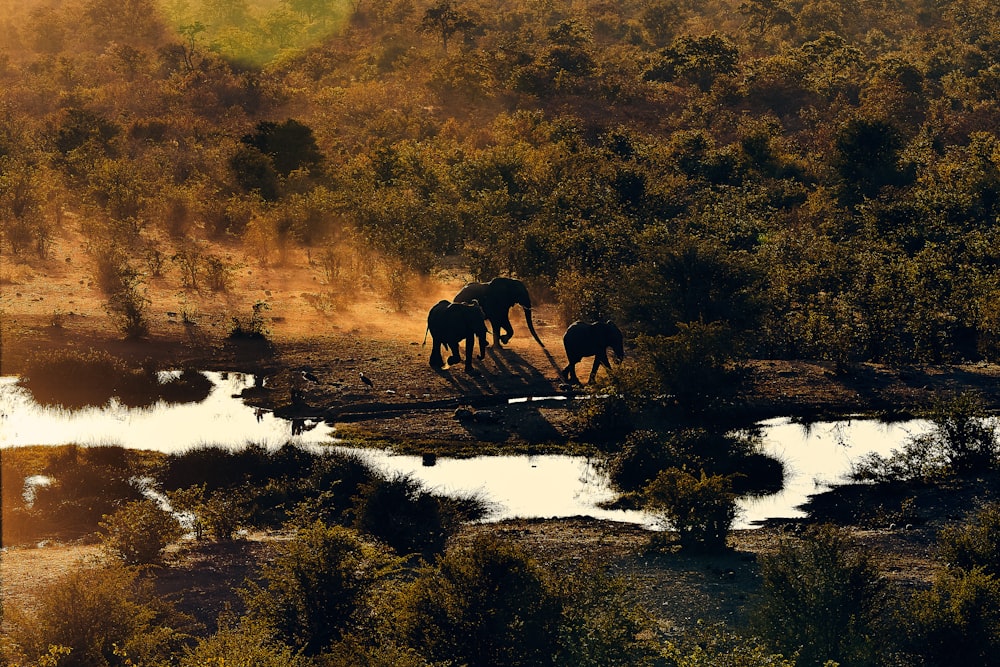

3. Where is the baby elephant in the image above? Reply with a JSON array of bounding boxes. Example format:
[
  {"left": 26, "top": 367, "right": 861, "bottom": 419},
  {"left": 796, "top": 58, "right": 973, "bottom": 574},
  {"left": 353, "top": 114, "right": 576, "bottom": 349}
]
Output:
[
  {"left": 561, "top": 320, "right": 625, "bottom": 385},
  {"left": 427, "top": 299, "right": 488, "bottom": 375}
]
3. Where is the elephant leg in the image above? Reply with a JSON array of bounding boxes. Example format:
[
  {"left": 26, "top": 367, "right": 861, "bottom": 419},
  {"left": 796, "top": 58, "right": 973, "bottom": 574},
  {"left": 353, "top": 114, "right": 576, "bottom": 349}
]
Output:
[
  {"left": 464, "top": 335, "right": 481, "bottom": 375},
  {"left": 429, "top": 340, "right": 445, "bottom": 369},
  {"left": 446, "top": 340, "right": 462, "bottom": 366},
  {"left": 498, "top": 316, "right": 514, "bottom": 345},
  {"left": 588, "top": 356, "right": 602, "bottom": 384},
  {"left": 563, "top": 359, "right": 580, "bottom": 384}
]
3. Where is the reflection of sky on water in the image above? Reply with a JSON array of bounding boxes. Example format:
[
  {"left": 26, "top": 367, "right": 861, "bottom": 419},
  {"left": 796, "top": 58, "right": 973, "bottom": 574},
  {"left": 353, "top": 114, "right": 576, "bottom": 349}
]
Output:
[
  {"left": 740, "top": 417, "right": 934, "bottom": 527},
  {"left": 337, "top": 448, "right": 656, "bottom": 527},
  {"left": 0, "top": 373, "right": 336, "bottom": 450},
  {"left": 0, "top": 374, "right": 942, "bottom": 527}
]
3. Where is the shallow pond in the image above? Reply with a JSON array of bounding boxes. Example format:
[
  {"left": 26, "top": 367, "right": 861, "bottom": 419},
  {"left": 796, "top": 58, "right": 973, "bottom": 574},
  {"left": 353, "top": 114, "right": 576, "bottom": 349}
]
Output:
[{"left": 0, "top": 372, "right": 932, "bottom": 527}]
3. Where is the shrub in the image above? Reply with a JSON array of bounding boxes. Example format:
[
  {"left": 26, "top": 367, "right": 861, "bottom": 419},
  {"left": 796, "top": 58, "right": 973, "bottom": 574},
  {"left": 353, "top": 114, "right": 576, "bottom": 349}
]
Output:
[
  {"left": 643, "top": 467, "right": 739, "bottom": 553},
  {"left": 177, "top": 614, "right": 311, "bottom": 667},
  {"left": 749, "top": 525, "right": 886, "bottom": 666},
  {"left": 660, "top": 623, "right": 796, "bottom": 667},
  {"left": 99, "top": 498, "right": 183, "bottom": 565},
  {"left": 894, "top": 567, "right": 1000, "bottom": 665},
  {"left": 552, "top": 566, "right": 662, "bottom": 666},
  {"left": 202, "top": 488, "right": 250, "bottom": 540},
  {"left": 352, "top": 473, "right": 455, "bottom": 559},
  {"left": 228, "top": 301, "right": 270, "bottom": 340},
  {"left": 3, "top": 564, "right": 195, "bottom": 667},
  {"left": 635, "top": 322, "right": 747, "bottom": 413},
  {"left": 394, "top": 534, "right": 563, "bottom": 667},
  {"left": 852, "top": 392, "right": 999, "bottom": 482},
  {"left": 241, "top": 522, "right": 399, "bottom": 656},
  {"left": 938, "top": 503, "right": 1000, "bottom": 577},
  {"left": 927, "top": 392, "right": 999, "bottom": 475}
]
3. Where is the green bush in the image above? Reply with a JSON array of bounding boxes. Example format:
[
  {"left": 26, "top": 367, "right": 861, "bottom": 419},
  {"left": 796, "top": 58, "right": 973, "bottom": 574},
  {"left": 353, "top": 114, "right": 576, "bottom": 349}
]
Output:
[
  {"left": 241, "top": 522, "right": 399, "bottom": 656},
  {"left": 2, "top": 564, "right": 195, "bottom": 667},
  {"left": 393, "top": 534, "right": 564, "bottom": 667},
  {"left": 660, "top": 623, "right": 796, "bottom": 666},
  {"left": 99, "top": 498, "right": 183, "bottom": 565},
  {"left": 643, "top": 467, "right": 739, "bottom": 553},
  {"left": 633, "top": 321, "right": 746, "bottom": 414},
  {"left": 938, "top": 503, "right": 1000, "bottom": 577},
  {"left": 894, "top": 567, "right": 1000, "bottom": 665},
  {"left": 748, "top": 525, "right": 886, "bottom": 666},
  {"left": 177, "top": 615, "right": 311, "bottom": 667}
]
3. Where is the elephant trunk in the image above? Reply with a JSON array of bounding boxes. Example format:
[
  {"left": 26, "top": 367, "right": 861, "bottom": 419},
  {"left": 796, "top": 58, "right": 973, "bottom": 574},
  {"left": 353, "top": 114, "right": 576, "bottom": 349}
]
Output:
[{"left": 523, "top": 306, "right": 545, "bottom": 348}]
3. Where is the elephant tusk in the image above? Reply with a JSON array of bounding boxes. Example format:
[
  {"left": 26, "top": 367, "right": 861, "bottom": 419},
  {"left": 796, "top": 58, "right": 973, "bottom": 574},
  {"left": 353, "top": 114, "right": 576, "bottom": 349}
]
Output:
[{"left": 422, "top": 327, "right": 429, "bottom": 346}]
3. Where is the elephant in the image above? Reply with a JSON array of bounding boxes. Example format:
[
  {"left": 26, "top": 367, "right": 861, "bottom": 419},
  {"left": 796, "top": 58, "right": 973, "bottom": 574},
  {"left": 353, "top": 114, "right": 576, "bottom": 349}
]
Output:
[
  {"left": 427, "top": 299, "right": 488, "bottom": 375},
  {"left": 453, "top": 277, "right": 545, "bottom": 348},
  {"left": 561, "top": 320, "right": 625, "bottom": 385}
]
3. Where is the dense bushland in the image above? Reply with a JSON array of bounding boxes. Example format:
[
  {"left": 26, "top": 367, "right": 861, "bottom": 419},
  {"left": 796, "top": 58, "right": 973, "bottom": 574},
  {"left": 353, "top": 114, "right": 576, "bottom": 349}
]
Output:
[{"left": 4, "top": 0, "right": 1000, "bottom": 369}]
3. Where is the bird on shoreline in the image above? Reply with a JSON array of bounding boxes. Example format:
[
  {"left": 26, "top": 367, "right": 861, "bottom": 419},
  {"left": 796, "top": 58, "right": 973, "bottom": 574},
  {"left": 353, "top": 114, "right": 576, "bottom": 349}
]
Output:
[{"left": 359, "top": 371, "right": 374, "bottom": 390}]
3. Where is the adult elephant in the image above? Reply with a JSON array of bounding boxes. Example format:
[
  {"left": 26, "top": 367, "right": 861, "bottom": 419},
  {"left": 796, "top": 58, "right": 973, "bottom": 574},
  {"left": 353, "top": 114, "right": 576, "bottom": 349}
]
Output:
[
  {"left": 426, "top": 299, "right": 488, "bottom": 375},
  {"left": 561, "top": 320, "right": 625, "bottom": 385},
  {"left": 453, "top": 277, "right": 545, "bottom": 348}
]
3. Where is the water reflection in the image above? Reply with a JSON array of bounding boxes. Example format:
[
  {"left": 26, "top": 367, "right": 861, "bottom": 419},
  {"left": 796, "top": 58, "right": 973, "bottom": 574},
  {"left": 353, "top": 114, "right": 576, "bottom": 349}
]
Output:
[
  {"left": 0, "top": 373, "right": 936, "bottom": 527},
  {"left": 0, "top": 372, "right": 337, "bottom": 450}
]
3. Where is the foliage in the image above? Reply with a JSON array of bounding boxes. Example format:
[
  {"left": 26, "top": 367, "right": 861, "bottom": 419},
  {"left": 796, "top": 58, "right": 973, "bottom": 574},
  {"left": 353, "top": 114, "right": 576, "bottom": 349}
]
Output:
[
  {"left": 893, "top": 567, "right": 1000, "bottom": 666},
  {"left": 99, "top": 498, "right": 183, "bottom": 565},
  {"left": 660, "top": 622, "right": 796, "bottom": 666},
  {"left": 643, "top": 467, "right": 739, "bottom": 553},
  {"left": 2, "top": 564, "right": 196, "bottom": 667},
  {"left": 852, "top": 392, "right": 1000, "bottom": 482},
  {"left": 938, "top": 502, "right": 1000, "bottom": 577},
  {"left": 227, "top": 301, "right": 270, "bottom": 340},
  {"left": 240, "top": 522, "right": 399, "bottom": 655},
  {"left": 393, "top": 534, "right": 563, "bottom": 666},
  {"left": 176, "top": 614, "right": 311, "bottom": 667},
  {"left": 352, "top": 472, "right": 455, "bottom": 558},
  {"left": 749, "top": 525, "right": 887, "bottom": 666},
  {"left": 632, "top": 322, "right": 747, "bottom": 414}
]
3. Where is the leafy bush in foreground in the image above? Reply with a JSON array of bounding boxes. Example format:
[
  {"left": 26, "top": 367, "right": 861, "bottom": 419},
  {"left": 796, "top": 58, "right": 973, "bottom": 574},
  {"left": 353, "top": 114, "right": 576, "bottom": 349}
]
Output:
[
  {"left": 644, "top": 467, "right": 739, "bottom": 553},
  {"left": 3, "top": 564, "right": 195, "bottom": 667},
  {"left": 893, "top": 567, "right": 1000, "bottom": 666},
  {"left": 240, "top": 522, "right": 399, "bottom": 656},
  {"left": 938, "top": 502, "right": 1000, "bottom": 577},
  {"left": 749, "top": 525, "right": 886, "bottom": 667},
  {"left": 99, "top": 498, "right": 183, "bottom": 565}
]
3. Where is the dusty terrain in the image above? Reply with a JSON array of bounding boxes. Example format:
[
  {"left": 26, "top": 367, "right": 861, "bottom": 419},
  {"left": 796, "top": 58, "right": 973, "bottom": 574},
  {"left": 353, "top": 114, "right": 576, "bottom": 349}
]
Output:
[{"left": 3, "top": 229, "right": 1000, "bottom": 638}]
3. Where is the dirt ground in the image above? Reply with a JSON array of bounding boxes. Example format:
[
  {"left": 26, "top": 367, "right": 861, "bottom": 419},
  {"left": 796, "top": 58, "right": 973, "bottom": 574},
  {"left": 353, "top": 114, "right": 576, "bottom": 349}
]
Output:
[{"left": 3, "top": 229, "right": 1000, "bottom": 638}]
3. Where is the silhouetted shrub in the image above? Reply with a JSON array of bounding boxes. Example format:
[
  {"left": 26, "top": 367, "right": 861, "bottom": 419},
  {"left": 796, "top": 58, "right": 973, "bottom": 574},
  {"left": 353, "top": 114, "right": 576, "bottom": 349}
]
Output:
[
  {"left": 749, "top": 525, "right": 887, "bottom": 666},
  {"left": 853, "top": 392, "right": 999, "bottom": 482},
  {"left": 352, "top": 473, "right": 455, "bottom": 558},
  {"left": 228, "top": 301, "right": 271, "bottom": 340},
  {"left": 393, "top": 534, "right": 563, "bottom": 667},
  {"left": 644, "top": 467, "right": 739, "bottom": 553}
]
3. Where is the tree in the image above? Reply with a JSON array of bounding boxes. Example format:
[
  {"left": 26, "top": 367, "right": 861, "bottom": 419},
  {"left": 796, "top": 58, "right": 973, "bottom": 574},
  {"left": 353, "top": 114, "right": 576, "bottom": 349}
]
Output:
[
  {"left": 421, "top": 0, "right": 475, "bottom": 53},
  {"left": 644, "top": 33, "right": 739, "bottom": 91}
]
